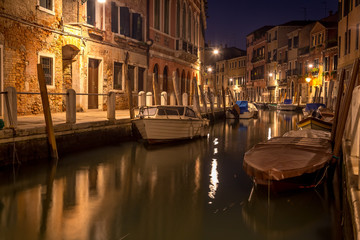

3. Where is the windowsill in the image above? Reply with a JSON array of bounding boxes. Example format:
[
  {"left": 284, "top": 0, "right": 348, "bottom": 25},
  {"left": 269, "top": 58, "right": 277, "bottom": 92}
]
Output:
[
  {"left": 113, "top": 34, "right": 145, "bottom": 45},
  {"left": 37, "top": 5, "right": 55, "bottom": 16}
]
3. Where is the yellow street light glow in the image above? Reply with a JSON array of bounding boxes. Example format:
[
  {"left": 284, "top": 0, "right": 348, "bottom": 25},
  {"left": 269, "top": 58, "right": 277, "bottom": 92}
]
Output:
[
  {"left": 213, "top": 49, "right": 219, "bottom": 55},
  {"left": 269, "top": 73, "right": 273, "bottom": 77},
  {"left": 308, "top": 64, "right": 313, "bottom": 68},
  {"left": 230, "top": 78, "right": 233, "bottom": 81},
  {"left": 306, "top": 77, "right": 311, "bottom": 83},
  {"left": 207, "top": 67, "right": 212, "bottom": 72}
]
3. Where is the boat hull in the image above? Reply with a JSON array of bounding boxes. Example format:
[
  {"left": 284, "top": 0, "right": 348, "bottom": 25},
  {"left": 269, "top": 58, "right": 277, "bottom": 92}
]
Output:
[
  {"left": 226, "top": 110, "right": 256, "bottom": 119},
  {"left": 133, "top": 118, "right": 209, "bottom": 143},
  {"left": 297, "top": 117, "right": 332, "bottom": 132}
]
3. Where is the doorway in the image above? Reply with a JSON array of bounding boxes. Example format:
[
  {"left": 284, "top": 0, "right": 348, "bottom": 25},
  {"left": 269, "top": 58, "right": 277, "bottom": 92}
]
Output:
[{"left": 88, "top": 58, "right": 100, "bottom": 109}]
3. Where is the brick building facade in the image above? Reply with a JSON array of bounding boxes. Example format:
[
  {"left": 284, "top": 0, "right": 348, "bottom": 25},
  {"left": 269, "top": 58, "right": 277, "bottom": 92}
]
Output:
[{"left": 0, "top": 0, "right": 206, "bottom": 117}]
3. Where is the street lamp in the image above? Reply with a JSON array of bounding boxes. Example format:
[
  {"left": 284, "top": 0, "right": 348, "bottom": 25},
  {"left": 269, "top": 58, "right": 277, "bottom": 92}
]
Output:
[
  {"left": 306, "top": 77, "right": 311, "bottom": 83},
  {"left": 308, "top": 64, "right": 313, "bottom": 68},
  {"left": 269, "top": 73, "right": 273, "bottom": 77},
  {"left": 207, "top": 67, "right": 212, "bottom": 73},
  {"left": 213, "top": 49, "right": 219, "bottom": 55}
]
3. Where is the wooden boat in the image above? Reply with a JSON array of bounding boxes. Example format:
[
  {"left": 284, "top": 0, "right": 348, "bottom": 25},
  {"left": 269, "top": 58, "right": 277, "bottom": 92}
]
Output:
[
  {"left": 277, "top": 99, "right": 299, "bottom": 111},
  {"left": 133, "top": 105, "right": 210, "bottom": 144},
  {"left": 226, "top": 101, "right": 258, "bottom": 119},
  {"left": 243, "top": 137, "right": 332, "bottom": 192},
  {"left": 297, "top": 116, "right": 332, "bottom": 132}
]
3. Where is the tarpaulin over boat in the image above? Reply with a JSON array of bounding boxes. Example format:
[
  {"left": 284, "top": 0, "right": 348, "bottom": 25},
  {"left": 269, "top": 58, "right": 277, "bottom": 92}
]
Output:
[
  {"left": 304, "top": 103, "right": 326, "bottom": 112},
  {"left": 283, "top": 99, "right": 292, "bottom": 104},
  {"left": 243, "top": 137, "right": 332, "bottom": 182},
  {"left": 235, "top": 101, "right": 249, "bottom": 114}
]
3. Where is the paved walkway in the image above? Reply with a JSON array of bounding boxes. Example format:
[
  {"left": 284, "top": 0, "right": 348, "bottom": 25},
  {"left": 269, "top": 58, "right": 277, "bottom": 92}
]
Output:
[{"left": 15, "top": 109, "right": 131, "bottom": 130}]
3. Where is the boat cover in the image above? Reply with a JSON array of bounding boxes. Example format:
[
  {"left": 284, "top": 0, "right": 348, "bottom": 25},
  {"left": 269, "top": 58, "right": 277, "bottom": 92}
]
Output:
[
  {"left": 243, "top": 137, "right": 332, "bottom": 181},
  {"left": 283, "top": 129, "right": 330, "bottom": 140},
  {"left": 235, "top": 101, "right": 249, "bottom": 114},
  {"left": 304, "top": 103, "right": 326, "bottom": 112},
  {"left": 283, "top": 99, "right": 292, "bottom": 104}
]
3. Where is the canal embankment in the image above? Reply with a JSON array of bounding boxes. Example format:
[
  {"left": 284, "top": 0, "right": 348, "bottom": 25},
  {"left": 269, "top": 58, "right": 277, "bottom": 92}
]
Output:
[{"left": 0, "top": 108, "right": 225, "bottom": 166}]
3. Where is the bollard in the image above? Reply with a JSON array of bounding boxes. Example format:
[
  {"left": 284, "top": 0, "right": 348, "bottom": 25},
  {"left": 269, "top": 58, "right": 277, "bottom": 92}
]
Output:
[
  {"left": 182, "top": 93, "right": 188, "bottom": 106},
  {"left": 66, "top": 89, "right": 76, "bottom": 124},
  {"left": 138, "top": 91, "right": 145, "bottom": 107},
  {"left": 107, "top": 91, "right": 116, "bottom": 122},
  {"left": 170, "top": 92, "right": 176, "bottom": 105},
  {"left": 161, "top": 91, "right": 168, "bottom": 105},
  {"left": 146, "top": 92, "right": 153, "bottom": 106},
  {"left": 4, "top": 86, "right": 17, "bottom": 128}
]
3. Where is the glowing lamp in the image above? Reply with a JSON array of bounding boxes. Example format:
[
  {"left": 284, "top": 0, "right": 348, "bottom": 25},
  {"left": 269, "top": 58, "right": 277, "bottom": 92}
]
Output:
[
  {"left": 269, "top": 73, "right": 273, "bottom": 77},
  {"left": 98, "top": 0, "right": 106, "bottom": 3},
  {"left": 306, "top": 77, "right": 311, "bottom": 83},
  {"left": 308, "top": 64, "right": 313, "bottom": 68},
  {"left": 207, "top": 67, "right": 212, "bottom": 73},
  {"left": 213, "top": 49, "right": 219, "bottom": 55}
]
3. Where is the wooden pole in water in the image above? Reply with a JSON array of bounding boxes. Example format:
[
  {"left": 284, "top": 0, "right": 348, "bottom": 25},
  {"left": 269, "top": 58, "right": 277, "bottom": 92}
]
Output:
[
  {"left": 124, "top": 52, "right": 135, "bottom": 119},
  {"left": 37, "top": 64, "right": 58, "bottom": 161},
  {"left": 172, "top": 72, "right": 182, "bottom": 105},
  {"left": 192, "top": 77, "right": 202, "bottom": 118},
  {"left": 152, "top": 73, "right": 158, "bottom": 105},
  {"left": 208, "top": 87, "right": 215, "bottom": 120},
  {"left": 333, "top": 58, "right": 359, "bottom": 159},
  {"left": 199, "top": 85, "right": 208, "bottom": 118},
  {"left": 327, "top": 80, "right": 335, "bottom": 109},
  {"left": 227, "top": 87, "right": 240, "bottom": 115},
  {"left": 331, "top": 69, "right": 345, "bottom": 144},
  {"left": 222, "top": 86, "right": 226, "bottom": 114}
]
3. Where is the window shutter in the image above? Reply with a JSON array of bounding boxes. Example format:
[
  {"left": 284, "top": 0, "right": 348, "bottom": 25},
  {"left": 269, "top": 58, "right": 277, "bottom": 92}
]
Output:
[
  {"left": 132, "top": 13, "right": 143, "bottom": 41},
  {"left": 111, "top": 2, "right": 118, "bottom": 33},
  {"left": 86, "top": 0, "right": 95, "bottom": 26},
  {"left": 120, "top": 7, "right": 130, "bottom": 37}
]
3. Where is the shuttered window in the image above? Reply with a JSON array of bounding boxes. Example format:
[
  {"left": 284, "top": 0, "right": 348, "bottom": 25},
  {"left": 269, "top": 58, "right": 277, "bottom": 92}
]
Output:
[
  {"left": 120, "top": 7, "right": 130, "bottom": 37},
  {"left": 132, "top": 13, "right": 143, "bottom": 41},
  {"left": 114, "top": 62, "right": 123, "bottom": 90},
  {"left": 87, "top": 0, "right": 95, "bottom": 26},
  {"left": 111, "top": 2, "right": 118, "bottom": 33}
]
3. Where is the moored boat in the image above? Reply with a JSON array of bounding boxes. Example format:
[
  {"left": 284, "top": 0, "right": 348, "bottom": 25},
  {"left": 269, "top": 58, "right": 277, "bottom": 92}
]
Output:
[
  {"left": 297, "top": 116, "right": 332, "bottom": 132},
  {"left": 133, "top": 105, "right": 210, "bottom": 144},
  {"left": 277, "top": 99, "right": 300, "bottom": 111},
  {"left": 226, "top": 101, "right": 258, "bottom": 119},
  {"left": 243, "top": 136, "right": 332, "bottom": 192}
]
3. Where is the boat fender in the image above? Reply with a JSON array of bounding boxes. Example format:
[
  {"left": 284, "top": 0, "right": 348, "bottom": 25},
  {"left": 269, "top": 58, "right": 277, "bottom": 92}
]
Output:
[{"left": 190, "top": 123, "right": 194, "bottom": 139}]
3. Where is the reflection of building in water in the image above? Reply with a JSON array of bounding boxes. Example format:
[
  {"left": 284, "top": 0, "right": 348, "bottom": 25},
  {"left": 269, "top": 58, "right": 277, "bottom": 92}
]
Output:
[{"left": 0, "top": 141, "right": 206, "bottom": 240}]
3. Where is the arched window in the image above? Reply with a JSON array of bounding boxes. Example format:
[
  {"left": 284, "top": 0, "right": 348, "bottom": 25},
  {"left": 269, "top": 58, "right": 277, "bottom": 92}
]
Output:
[
  {"left": 181, "top": 70, "right": 186, "bottom": 94},
  {"left": 176, "top": 0, "right": 180, "bottom": 37},
  {"left": 154, "top": 0, "right": 160, "bottom": 30},
  {"left": 182, "top": 3, "right": 186, "bottom": 39},
  {"left": 153, "top": 64, "right": 159, "bottom": 84},
  {"left": 163, "top": 66, "right": 168, "bottom": 92},
  {"left": 164, "top": 0, "right": 170, "bottom": 34}
]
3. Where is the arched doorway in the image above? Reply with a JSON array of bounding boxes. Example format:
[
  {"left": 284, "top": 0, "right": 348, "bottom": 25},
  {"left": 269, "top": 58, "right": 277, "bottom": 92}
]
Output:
[{"left": 181, "top": 70, "right": 186, "bottom": 94}]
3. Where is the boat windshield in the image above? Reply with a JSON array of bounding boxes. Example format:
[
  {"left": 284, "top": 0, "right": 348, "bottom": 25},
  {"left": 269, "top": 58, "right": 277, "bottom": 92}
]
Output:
[
  {"left": 157, "top": 107, "right": 184, "bottom": 116},
  {"left": 139, "top": 107, "right": 157, "bottom": 116}
]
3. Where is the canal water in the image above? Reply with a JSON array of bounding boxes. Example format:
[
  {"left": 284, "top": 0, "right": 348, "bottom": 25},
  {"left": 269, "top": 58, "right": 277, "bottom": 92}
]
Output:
[{"left": 0, "top": 110, "right": 342, "bottom": 240}]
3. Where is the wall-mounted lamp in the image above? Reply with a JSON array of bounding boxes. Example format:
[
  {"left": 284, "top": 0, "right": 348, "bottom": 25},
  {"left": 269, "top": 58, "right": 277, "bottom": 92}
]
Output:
[
  {"left": 269, "top": 73, "right": 273, "bottom": 77},
  {"left": 213, "top": 49, "right": 219, "bottom": 55},
  {"left": 207, "top": 67, "right": 213, "bottom": 73},
  {"left": 306, "top": 77, "right": 311, "bottom": 83}
]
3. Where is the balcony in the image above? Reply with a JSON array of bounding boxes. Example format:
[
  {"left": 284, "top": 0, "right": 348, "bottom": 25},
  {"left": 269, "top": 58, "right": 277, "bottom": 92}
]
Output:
[
  {"left": 251, "top": 55, "right": 265, "bottom": 63},
  {"left": 298, "top": 46, "right": 309, "bottom": 55}
]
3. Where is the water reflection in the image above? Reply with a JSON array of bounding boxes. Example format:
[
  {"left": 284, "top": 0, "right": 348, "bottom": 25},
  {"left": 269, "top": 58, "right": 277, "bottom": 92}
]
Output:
[{"left": 0, "top": 110, "right": 339, "bottom": 240}]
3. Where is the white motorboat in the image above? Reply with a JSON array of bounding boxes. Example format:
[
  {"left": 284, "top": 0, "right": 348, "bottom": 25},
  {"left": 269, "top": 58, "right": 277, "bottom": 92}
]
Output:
[
  {"left": 133, "top": 105, "right": 210, "bottom": 144},
  {"left": 277, "top": 99, "right": 298, "bottom": 111},
  {"left": 226, "top": 101, "right": 258, "bottom": 119}
]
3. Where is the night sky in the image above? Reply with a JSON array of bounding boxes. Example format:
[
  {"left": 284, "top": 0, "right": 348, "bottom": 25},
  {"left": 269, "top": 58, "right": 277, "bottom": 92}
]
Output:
[{"left": 205, "top": 0, "right": 338, "bottom": 50}]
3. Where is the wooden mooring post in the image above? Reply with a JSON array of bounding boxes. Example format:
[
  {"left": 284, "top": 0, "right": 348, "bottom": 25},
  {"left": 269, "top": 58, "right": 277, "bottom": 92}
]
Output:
[
  {"left": 333, "top": 58, "right": 359, "bottom": 159},
  {"left": 124, "top": 52, "right": 135, "bottom": 119},
  {"left": 331, "top": 69, "right": 345, "bottom": 144},
  {"left": 199, "top": 85, "right": 208, "bottom": 118},
  {"left": 37, "top": 64, "right": 58, "bottom": 161}
]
